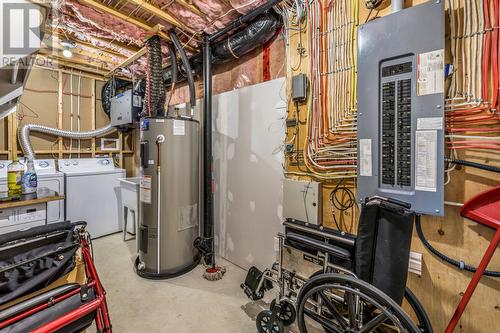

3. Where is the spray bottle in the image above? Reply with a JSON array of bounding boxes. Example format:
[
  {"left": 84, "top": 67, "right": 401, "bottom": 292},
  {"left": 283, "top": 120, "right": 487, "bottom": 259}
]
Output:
[{"left": 22, "top": 159, "right": 37, "bottom": 194}]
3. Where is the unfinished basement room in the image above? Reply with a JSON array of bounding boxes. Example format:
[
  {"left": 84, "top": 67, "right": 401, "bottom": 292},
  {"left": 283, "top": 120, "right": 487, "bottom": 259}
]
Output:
[{"left": 0, "top": 0, "right": 499, "bottom": 332}]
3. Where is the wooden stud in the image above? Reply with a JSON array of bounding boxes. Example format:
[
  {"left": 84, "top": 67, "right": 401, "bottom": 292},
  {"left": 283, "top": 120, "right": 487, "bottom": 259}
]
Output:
[
  {"left": 7, "top": 113, "right": 14, "bottom": 160},
  {"left": 118, "top": 131, "right": 124, "bottom": 168},
  {"left": 174, "top": 0, "right": 206, "bottom": 19},
  {"left": 77, "top": 0, "right": 196, "bottom": 51},
  {"left": 57, "top": 70, "right": 63, "bottom": 159},
  {"left": 105, "top": 47, "right": 146, "bottom": 77},
  {"left": 91, "top": 79, "right": 97, "bottom": 157}
]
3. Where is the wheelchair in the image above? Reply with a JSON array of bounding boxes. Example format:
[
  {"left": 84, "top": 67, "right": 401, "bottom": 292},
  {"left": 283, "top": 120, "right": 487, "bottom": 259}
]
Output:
[
  {"left": 0, "top": 221, "right": 112, "bottom": 333},
  {"left": 242, "top": 196, "right": 432, "bottom": 333}
]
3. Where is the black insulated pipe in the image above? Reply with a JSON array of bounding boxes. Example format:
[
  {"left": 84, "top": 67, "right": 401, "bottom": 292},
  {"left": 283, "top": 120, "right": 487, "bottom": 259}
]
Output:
[
  {"left": 142, "top": 35, "right": 166, "bottom": 117},
  {"left": 167, "top": 42, "right": 178, "bottom": 90},
  {"left": 170, "top": 31, "right": 196, "bottom": 108},
  {"left": 446, "top": 158, "right": 500, "bottom": 173},
  {"left": 208, "top": 0, "right": 283, "bottom": 42},
  {"left": 202, "top": 36, "right": 214, "bottom": 265}
]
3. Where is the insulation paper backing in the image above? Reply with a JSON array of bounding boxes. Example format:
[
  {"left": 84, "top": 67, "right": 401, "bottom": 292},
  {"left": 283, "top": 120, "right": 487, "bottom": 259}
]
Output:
[
  {"left": 359, "top": 139, "right": 372, "bottom": 177},
  {"left": 415, "top": 130, "right": 437, "bottom": 192},
  {"left": 418, "top": 49, "right": 444, "bottom": 96}
]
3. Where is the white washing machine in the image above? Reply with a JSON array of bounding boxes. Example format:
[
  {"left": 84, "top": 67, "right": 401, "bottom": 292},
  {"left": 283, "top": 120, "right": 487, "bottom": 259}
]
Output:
[
  {"left": 33, "top": 159, "right": 65, "bottom": 223},
  {"left": 0, "top": 160, "right": 12, "bottom": 192},
  {"left": 59, "top": 158, "right": 126, "bottom": 238}
]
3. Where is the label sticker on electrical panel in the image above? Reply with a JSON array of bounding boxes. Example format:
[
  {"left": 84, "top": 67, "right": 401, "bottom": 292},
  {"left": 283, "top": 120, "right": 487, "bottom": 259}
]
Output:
[
  {"left": 140, "top": 175, "right": 152, "bottom": 204},
  {"left": 418, "top": 49, "right": 444, "bottom": 96},
  {"left": 415, "top": 130, "right": 437, "bottom": 192},
  {"left": 359, "top": 139, "right": 372, "bottom": 177},
  {"left": 173, "top": 120, "right": 185, "bottom": 136},
  {"left": 417, "top": 117, "right": 443, "bottom": 130}
]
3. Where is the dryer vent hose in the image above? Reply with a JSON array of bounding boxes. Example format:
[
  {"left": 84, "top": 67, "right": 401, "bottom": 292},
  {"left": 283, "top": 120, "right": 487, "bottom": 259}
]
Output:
[{"left": 19, "top": 124, "right": 115, "bottom": 161}]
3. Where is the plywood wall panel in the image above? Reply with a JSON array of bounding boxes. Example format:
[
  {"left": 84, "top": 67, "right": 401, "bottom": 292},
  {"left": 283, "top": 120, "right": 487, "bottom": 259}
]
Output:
[{"left": 283, "top": 1, "right": 500, "bottom": 332}]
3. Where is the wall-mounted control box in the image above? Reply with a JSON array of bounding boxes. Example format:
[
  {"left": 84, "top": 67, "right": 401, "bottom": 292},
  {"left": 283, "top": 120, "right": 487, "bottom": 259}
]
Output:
[
  {"left": 291, "top": 74, "right": 308, "bottom": 102},
  {"left": 110, "top": 89, "right": 142, "bottom": 127},
  {"left": 283, "top": 179, "right": 322, "bottom": 225}
]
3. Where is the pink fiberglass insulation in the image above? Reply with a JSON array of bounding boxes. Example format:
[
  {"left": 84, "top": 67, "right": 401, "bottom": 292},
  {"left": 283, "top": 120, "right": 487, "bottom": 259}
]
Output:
[
  {"left": 62, "top": 0, "right": 146, "bottom": 47},
  {"left": 155, "top": 1, "right": 208, "bottom": 33}
]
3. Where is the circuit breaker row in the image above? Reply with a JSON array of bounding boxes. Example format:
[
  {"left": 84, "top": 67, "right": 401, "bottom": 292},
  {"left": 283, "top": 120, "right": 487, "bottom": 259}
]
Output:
[{"left": 381, "top": 78, "right": 412, "bottom": 188}]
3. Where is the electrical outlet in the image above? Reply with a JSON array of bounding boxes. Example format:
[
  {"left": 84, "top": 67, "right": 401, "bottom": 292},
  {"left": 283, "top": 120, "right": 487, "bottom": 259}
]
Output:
[{"left": 408, "top": 251, "right": 423, "bottom": 276}]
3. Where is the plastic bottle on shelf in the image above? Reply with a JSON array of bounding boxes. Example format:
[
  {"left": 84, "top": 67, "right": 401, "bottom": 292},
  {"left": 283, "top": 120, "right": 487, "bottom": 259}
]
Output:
[
  {"left": 7, "top": 160, "right": 24, "bottom": 196},
  {"left": 22, "top": 159, "right": 38, "bottom": 194}
]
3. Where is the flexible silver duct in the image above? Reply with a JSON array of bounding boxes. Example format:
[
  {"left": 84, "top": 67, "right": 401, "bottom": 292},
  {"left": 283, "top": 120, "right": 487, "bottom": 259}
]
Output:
[{"left": 19, "top": 124, "right": 115, "bottom": 161}]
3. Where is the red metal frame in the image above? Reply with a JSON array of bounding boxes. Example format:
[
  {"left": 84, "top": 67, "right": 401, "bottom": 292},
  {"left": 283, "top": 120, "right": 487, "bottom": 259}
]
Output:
[
  {"left": 0, "top": 227, "right": 112, "bottom": 333},
  {"left": 445, "top": 186, "right": 500, "bottom": 333}
]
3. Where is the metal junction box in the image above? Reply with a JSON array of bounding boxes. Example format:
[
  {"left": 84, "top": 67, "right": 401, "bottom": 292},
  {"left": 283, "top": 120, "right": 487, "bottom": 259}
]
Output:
[
  {"left": 357, "top": 1, "right": 445, "bottom": 216},
  {"left": 110, "top": 89, "right": 141, "bottom": 127},
  {"left": 283, "top": 179, "right": 322, "bottom": 225}
]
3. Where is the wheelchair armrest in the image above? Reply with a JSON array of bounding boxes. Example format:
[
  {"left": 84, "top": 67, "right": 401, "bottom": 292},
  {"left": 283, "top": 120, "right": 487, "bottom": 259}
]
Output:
[
  {"left": 0, "top": 283, "right": 81, "bottom": 322},
  {"left": 286, "top": 232, "right": 351, "bottom": 260}
]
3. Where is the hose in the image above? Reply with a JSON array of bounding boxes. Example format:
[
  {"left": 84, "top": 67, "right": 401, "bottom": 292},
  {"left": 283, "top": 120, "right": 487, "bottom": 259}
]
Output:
[
  {"left": 166, "top": 42, "right": 178, "bottom": 108},
  {"left": 142, "top": 35, "right": 165, "bottom": 117},
  {"left": 169, "top": 30, "right": 196, "bottom": 109},
  {"left": 19, "top": 124, "right": 115, "bottom": 161},
  {"left": 415, "top": 215, "right": 500, "bottom": 277},
  {"left": 446, "top": 158, "right": 500, "bottom": 173}
]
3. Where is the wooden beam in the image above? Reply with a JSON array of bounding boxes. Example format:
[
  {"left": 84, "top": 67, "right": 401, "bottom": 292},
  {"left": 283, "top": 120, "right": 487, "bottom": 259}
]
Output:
[
  {"left": 174, "top": 0, "right": 206, "bottom": 19},
  {"left": 105, "top": 47, "right": 146, "bottom": 77},
  {"left": 42, "top": 43, "right": 122, "bottom": 66},
  {"left": 44, "top": 29, "right": 132, "bottom": 58},
  {"left": 34, "top": 63, "right": 106, "bottom": 81},
  {"left": 38, "top": 50, "right": 111, "bottom": 71},
  {"left": 46, "top": 26, "right": 140, "bottom": 54},
  {"left": 125, "top": 0, "right": 194, "bottom": 34}
]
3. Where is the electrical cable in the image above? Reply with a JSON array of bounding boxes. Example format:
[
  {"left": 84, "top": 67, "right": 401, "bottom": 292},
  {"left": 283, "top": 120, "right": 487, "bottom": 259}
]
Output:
[
  {"left": 446, "top": 158, "right": 500, "bottom": 173},
  {"left": 415, "top": 215, "right": 500, "bottom": 277}
]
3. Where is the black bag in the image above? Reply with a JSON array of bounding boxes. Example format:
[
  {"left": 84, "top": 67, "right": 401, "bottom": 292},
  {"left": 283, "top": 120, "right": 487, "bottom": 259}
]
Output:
[
  {"left": 355, "top": 198, "right": 414, "bottom": 304},
  {"left": 0, "top": 222, "right": 79, "bottom": 306}
]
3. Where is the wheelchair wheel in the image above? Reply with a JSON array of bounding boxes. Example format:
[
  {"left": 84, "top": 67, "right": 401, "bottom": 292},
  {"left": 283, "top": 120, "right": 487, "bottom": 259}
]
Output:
[
  {"left": 404, "top": 288, "right": 433, "bottom": 333},
  {"left": 296, "top": 274, "right": 421, "bottom": 333},
  {"left": 270, "top": 299, "right": 296, "bottom": 326},
  {"left": 256, "top": 310, "right": 284, "bottom": 333}
]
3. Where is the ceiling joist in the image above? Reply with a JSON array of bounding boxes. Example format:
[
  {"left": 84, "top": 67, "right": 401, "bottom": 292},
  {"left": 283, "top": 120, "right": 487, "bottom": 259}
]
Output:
[{"left": 125, "top": 0, "right": 194, "bottom": 34}]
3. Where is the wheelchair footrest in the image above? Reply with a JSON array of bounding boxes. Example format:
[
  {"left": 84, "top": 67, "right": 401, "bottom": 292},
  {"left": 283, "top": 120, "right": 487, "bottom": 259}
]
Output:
[{"left": 241, "top": 266, "right": 272, "bottom": 301}]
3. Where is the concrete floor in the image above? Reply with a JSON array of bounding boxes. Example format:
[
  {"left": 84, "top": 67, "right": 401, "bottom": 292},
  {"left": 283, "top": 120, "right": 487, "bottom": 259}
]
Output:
[{"left": 91, "top": 233, "right": 300, "bottom": 333}]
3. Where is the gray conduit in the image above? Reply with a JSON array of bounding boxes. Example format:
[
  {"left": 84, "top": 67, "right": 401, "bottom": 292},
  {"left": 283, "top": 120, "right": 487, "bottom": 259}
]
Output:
[{"left": 19, "top": 124, "right": 115, "bottom": 161}]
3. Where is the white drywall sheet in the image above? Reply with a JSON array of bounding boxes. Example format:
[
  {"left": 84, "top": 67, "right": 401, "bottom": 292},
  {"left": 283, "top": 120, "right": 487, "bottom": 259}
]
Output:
[{"left": 213, "top": 78, "right": 286, "bottom": 270}]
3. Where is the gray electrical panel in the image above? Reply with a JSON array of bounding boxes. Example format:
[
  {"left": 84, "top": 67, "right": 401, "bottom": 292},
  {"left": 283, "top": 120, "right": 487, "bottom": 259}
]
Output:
[
  {"left": 357, "top": 1, "right": 445, "bottom": 216},
  {"left": 283, "top": 179, "right": 322, "bottom": 225}
]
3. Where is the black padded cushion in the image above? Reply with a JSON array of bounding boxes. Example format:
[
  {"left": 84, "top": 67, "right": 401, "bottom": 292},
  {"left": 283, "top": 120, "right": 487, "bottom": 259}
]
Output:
[
  {"left": 0, "top": 222, "right": 79, "bottom": 306},
  {"left": 355, "top": 199, "right": 414, "bottom": 305},
  {"left": 286, "top": 232, "right": 351, "bottom": 260}
]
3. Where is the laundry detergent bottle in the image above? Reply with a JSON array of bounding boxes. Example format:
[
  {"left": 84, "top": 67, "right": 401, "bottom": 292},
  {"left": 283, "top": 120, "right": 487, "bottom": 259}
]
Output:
[
  {"left": 7, "top": 159, "right": 24, "bottom": 196},
  {"left": 22, "top": 159, "right": 37, "bottom": 194}
]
